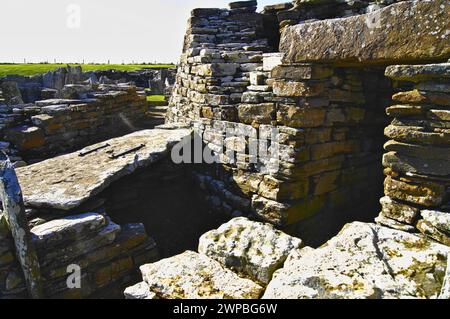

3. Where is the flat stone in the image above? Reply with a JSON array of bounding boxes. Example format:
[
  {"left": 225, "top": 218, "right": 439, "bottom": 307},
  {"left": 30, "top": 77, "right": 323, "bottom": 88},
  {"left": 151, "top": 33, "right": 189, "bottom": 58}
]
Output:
[
  {"left": 38, "top": 221, "right": 121, "bottom": 267},
  {"left": 421, "top": 210, "right": 450, "bottom": 235},
  {"left": 385, "top": 63, "right": 450, "bottom": 82},
  {"left": 31, "top": 213, "right": 107, "bottom": 248},
  {"left": 384, "top": 140, "right": 450, "bottom": 161},
  {"left": 417, "top": 220, "right": 450, "bottom": 246},
  {"left": 263, "top": 53, "right": 283, "bottom": 72},
  {"left": 198, "top": 217, "right": 303, "bottom": 284},
  {"left": 124, "top": 282, "right": 158, "bottom": 299},
  {"left": 384, "top": 176, "right": 446, "bottom": 207},
  {"left": 280, "top": 1, "right": 450, "bottom": 65},
  {"left": 393, "top": 90, "right": 450, "bottom": 106},
  {"left": 384, "top": 125, "right": 450, "bottom": 146},
  {"left": 273, "top": 80, "right": 325, "bottom": 97},
  {"left": 16, "top": 129, "right": 192, "bottom": 210},
  {"left": 383, "top": 151, "right": 450, "bottom": 176},
  {"left": 263, "top": 222, "right": 449, "bottom": 299},
  {"left": 386, "top": 105, "right": 427, "bottom": 118},
  {"left": 139, "top": 251, "right": 263, "bottom": 299},
  {"left": 379, "top": 196, "right": 419, "bottom": 225},
  {"left": 238, "top": 103, "right": 276, "bottom": 125},
  {"left": 375, "top": 215, "right": 416, "bottom": 233},
  {"left": 272, "top": 64, "right": 333, "bottom": 80}
]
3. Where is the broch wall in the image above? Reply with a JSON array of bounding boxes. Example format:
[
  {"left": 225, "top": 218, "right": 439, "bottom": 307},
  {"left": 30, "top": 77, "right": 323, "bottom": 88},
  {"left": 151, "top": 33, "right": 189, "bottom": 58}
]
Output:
[{"left": 0, "top": 0, "right": 449, "bottom": 299}]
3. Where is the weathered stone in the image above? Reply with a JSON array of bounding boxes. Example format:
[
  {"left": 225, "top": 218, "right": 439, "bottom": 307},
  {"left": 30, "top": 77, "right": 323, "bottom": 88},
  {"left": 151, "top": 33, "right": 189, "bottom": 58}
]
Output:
[
  {"left": 384, "top": 176, "right": 445, "bottom": 207},
  {"left": 263, "top": 53, "right": 283, "bottom": 72},
  {"left": 392, "top": 90, "right": 450, "bottom": 106},
  {"left": 198, "top": 217, "right": 303, "bottom": 284},
  {"left": 384, "top": 125, "right": 450, "bottom": 146},
  {"left": 263, "top": 222, "right": 449, "bottom": 299},
  {"left": 383, "top": 151, "right": 450, "bottom": 176},
  {"left": 428, "top": 109, "right": 450, "bottom": 122},
  {"left": 238, "top": 103, "right": 276, "bottom": 125},
  {"left": 39, "top": 221, "right": 121, "bottom": 266},
  {"left": 194, "top": 64, "right": 239, "bottom": 77},
  {"left": 280, "top": 1, "right": 450, "bottom": 65},
  {"left": 140, "top": 251, "right": 263, "bottom": 299},
  {"left": 384, "top": 140, "right": 450, "bottom": 161},
  {"left": 31, "top": 213, "right": 107, "bottom": 248},
  {"left": 416, "top": 81, "right": 450, "bottom": 94},
  {"left": 6, "top": 126, "right": 45, "bottom": 151},
  {"left": 421, "top": 210, "right": 450, "bottom": 235},
  {"left": 417, "top": 220, "right": 450, "bottom": 246},
  {"left": 1, "top": 81, "right": 24, "bottom": 105},
  {"left": 375, "top": 215, "right": 416, "bottom": 233},
  {"left": 277, "top": 104, "right": 326, "bottom": 128},
  {"left": 272, "top": 64, "right": 333, "bottom": 80},
  {"left": 379, "top": 196, "right": 419, "bottom": 225},
  {"left": 386, "top": 105, "right": 427, "bottom": 118},
  {"left": 273, "top": 80, "right": 325, "bottom": 97},
  {"left": 385, "top": 63, "right": 450, "bottom": 82},
  {"left": 16, "top": 129, "right": 192, "bottom": 210},
  {"left": 124, "top": 281, "right": 158, "bottom": 299}
]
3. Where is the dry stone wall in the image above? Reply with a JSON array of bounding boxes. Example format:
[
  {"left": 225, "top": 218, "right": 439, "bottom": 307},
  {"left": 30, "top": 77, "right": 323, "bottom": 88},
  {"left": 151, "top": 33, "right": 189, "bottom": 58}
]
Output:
[
  {"left": 376, "top": 62, "right": 450, "bottom": 243},
  {"left": 2, "top": 84, "right": 148, "bottom": 163},
  {"left": 167, "top": 1, "right": 392, "bottom": 243}
]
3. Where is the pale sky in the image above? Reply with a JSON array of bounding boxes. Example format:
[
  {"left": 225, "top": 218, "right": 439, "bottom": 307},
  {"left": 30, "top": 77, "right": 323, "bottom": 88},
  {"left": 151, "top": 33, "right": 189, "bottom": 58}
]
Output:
[{"left": 0, "top": 0, "right": 280, "bottom": 64}]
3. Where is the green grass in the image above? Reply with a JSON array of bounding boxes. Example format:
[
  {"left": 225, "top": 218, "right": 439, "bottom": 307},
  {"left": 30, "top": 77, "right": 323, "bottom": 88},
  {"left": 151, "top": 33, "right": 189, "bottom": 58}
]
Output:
[
  {"left": 0, "top": 63, "right": 175, "bottom": 77},
  {"left": 146, "top": 95, "right": 166, "bottom": 102}
]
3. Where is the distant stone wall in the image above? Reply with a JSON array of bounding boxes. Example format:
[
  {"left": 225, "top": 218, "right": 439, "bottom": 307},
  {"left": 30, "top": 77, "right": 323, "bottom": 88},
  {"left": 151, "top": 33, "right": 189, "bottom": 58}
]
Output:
[
  {"left": 2, "top": 85, "right": 148, "bottom": 162},
  {"left": 376, "top": 62, "right": 450, "bottom": 244}
]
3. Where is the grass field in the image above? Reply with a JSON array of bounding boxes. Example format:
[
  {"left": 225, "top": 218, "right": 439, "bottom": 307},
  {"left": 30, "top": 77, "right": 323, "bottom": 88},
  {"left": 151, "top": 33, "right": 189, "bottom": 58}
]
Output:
[
  {"left": 147, "top": 95, "right": 166, "bottom": 102},
  {"left": 0, "top": 63, "right": 175, "bottom": 77}
]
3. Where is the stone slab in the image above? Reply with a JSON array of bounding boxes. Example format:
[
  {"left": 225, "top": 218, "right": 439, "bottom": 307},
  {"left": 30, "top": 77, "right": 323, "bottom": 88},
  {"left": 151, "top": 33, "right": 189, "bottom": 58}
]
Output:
[
  {"left": 16, "top": 129, "right": 192, "bottom": 210},
  {"left": 280, "top": 1, "right": 450, "bottom": 65},
  {"left": 263, "top": 222, "right": 449, "bottom": 299}
]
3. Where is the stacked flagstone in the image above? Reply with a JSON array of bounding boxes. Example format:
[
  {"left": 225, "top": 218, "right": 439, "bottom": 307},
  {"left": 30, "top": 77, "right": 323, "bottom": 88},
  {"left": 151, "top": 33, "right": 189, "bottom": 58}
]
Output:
[
  {"left": 376, "top": 63, "right": 450, "bottom": 243},
  {"left": 3, "top": 84, "right": 148, "bottom": 163},
  {"left": 0, "top": 211, "right": 157, "bottom": 299}
]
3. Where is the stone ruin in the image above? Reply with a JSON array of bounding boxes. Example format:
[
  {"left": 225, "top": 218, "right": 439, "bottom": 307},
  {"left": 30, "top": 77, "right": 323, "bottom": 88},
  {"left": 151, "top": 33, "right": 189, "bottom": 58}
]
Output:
[
  {"left": 0, "top": 66, "right": 176, "bottom": 166},
  {"left": 0, "top": 0, "right": 449, "bottom": 299}
]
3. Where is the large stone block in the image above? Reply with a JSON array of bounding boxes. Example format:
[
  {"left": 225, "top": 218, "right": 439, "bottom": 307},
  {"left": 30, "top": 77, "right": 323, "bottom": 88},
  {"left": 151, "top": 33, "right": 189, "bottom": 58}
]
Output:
[
  {"left": 385, "top": 63, "right": 450, "bottom": 82},
  {"left": 31, "top": 213, "right": 107, "bottom": 248},
  {"left": 384, "top": 176, "right": 446, "bottom": 207},
  {"left": 139, "top": 251, "right": 263, "bottom": 299},
  {"left": 6, "top": 126, "right": 45, "bottom": 151},
  {"left": 280, "top": 1, "right": 450, "bottom": 65},
  {"left": 263, "top": 222, "right": 450, "bottom": 299},
  {"left": 238, "top": 103, "right": 276, "bottom": 125},
  {"left": 198, "top": 217, "right": 303, "bottom": 284}
]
